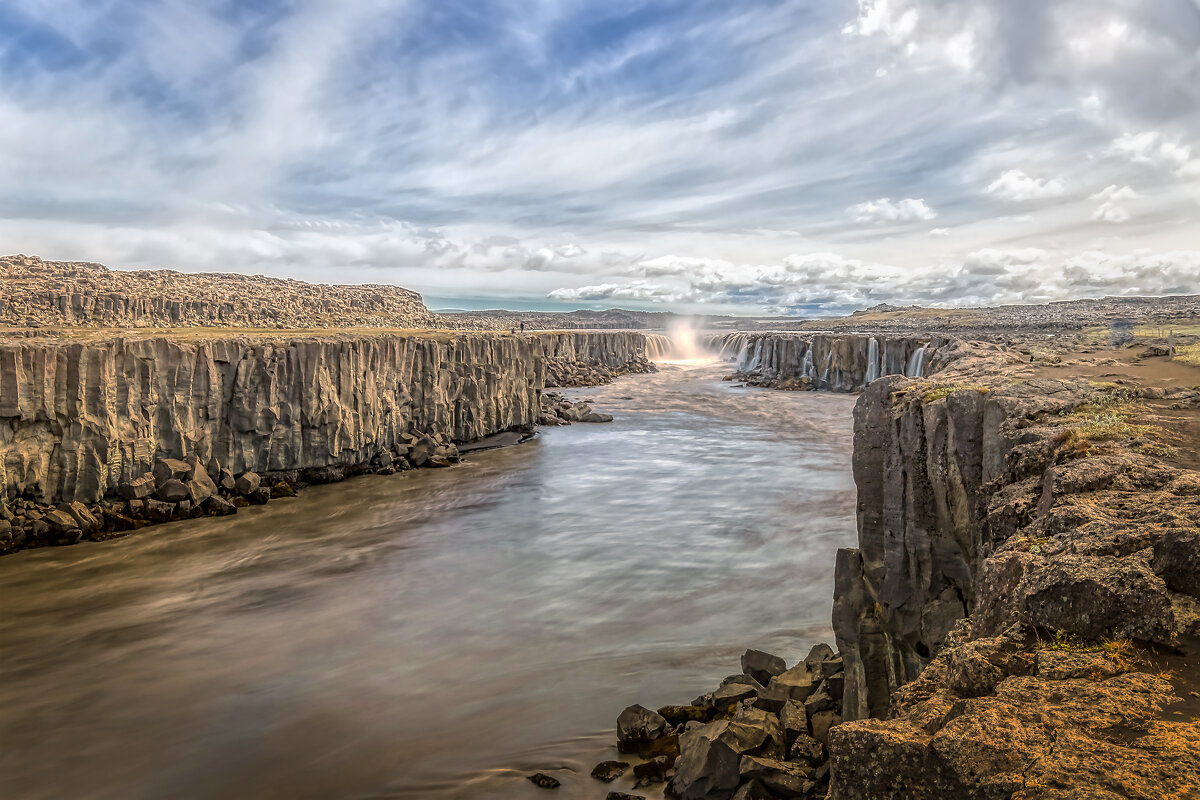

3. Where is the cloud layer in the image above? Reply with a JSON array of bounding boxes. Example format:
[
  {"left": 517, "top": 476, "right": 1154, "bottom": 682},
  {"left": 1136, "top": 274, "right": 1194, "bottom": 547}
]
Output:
[{"left": 0, "top": 0, "right": 1197, "bottom": 313}]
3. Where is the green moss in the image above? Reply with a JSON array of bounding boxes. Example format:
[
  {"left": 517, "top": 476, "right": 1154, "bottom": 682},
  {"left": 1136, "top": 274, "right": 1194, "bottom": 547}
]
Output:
[{"left": 921, "top": 384, "right": 991, "bottom": 403}]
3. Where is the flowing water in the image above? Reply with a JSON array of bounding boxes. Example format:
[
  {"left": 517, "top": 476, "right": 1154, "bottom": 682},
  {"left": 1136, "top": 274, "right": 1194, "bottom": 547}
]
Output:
[{"left": 0, "top": 361, "right": 858, "bottom": 800}]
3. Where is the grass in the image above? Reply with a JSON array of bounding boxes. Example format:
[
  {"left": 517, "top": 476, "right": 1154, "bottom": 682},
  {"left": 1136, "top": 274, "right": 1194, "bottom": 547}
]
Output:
[
  {"left": 922, "top": 384, "right": 991, "bottom": 403},
  {"left": 1174, "top": 343, "right": 1200, "bottom": 367},
  {"left": 1037, "top": 632, "right": 1143, "bottom": 674},
  {"left": 1052, "top": 385, "right": 1176, "bottom": 455}
]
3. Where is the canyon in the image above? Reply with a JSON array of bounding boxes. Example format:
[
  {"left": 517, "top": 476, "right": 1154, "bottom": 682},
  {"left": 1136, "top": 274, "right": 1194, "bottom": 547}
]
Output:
[{"left": 2, "top": 256, "right": 1199, "bottom": 799}]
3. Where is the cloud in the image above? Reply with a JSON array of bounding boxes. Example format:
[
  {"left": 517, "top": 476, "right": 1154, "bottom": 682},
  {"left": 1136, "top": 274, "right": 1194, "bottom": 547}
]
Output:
[
  {"left": 847, "top": 198, "right": 937, "bottom": 224},
  {"left": 1090, "top": 185, "right": 1139, "bottom": 222},
  {"left": 1110, "top": 131, "right": 1199, "bottom": 175},
  {"left": 547, "top": 246, "right": 1200, "bottom": 314},
  {"left": 986, "top": 170, "right": 1067, "bottom": 202}
]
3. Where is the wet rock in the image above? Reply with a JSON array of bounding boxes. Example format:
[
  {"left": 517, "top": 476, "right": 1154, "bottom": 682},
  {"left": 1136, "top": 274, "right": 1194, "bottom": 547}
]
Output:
[
  {"left": 639, "top": 732, "right": 680, "bottom": 762},
  {"left": 203, "top": 495, "right": 238, "bottom": 516},
  {"left": 582, "top": 411, "right": 614, "bottom": 423},
  {"left": 741, "top": 649, "right": 787, "bottom": 686},
  {"left": 527, "top": 773, "right": 560, "bottom": 789},
  {"left": 617, "top": 704, "right": 668, "bottom": 753},
  {"left": 61, "top": 501, "right": 100, "bottom": 533},
  {"left": 633, "top": 756, "right": 669, "bottom": 787},
  {"left": 117, "top": 475, "right": 156, "bottom": 500},
  {"left": 248, "top": 487, "right": 271, "bottom": 505},
  {"left": 606, "top": 793, "right": 645, "bottom": 800},
  {"left": 218, "top": 469, "right": 236, "bottom": 492},
  {"left": 235, "top": 472, "right": 262, "bottom": 495},
  {"left": 590, "top": 761, "right": 630, "bottom": 782},
  {"left": 672, "top": 721, "right": 744, "bottom": 800},
  {"left": 269, "top": 481, "right": 297, "bottom": 499},
  {"left": 42, "top": 508, "right": 78, "bottom": 532},
  {"left": 145, "top": 499, "right": 174, "bottom": 523}
]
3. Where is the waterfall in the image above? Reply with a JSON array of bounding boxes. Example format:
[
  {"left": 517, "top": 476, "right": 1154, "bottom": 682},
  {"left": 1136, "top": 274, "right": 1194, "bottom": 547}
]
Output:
[
  {"left": 864, "top": 338, "right": 880, "bottom": 384},
  {"left": 906, "top": 345, "right": 928, "bottom": 378}
]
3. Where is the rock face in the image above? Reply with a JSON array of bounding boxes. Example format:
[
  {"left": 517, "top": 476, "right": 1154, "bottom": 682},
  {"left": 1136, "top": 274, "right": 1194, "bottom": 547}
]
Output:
[
  {"left": 713, "top": 333, "right": 933, "bottom": 391},
  {"left": 827, "top": 339, "right": 1200, "bottom": 798},
  {"left": 0, "top": 330, "right": 659, "bottom": 509}
]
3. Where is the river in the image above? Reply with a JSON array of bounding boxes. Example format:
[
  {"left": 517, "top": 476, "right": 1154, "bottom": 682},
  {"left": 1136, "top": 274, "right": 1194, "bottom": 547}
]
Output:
[{"left": 0, "top": 360, "right": 858, "bottom": 799}]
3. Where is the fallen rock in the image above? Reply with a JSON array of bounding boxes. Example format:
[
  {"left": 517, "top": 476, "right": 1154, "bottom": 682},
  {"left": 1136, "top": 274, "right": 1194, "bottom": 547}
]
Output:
[
  {"left": 741, "top": 649, "right": 787, "bottom": 686},
  {"left": 633, "top": 756, "right": 669, "bottom": 787},
  {"left": 658, "top": 705, "right": 711, "bottom": 725},
  {"left": 760, "top": 664, "right": 818, "bottom": 709},
  {"left": 152, "top": 457, "right": 190, "bottom": 488},
  {"left": 738, "top": 756, "right": 816, "bottom": 798},
  {"left": 606, "top": 793, "right": 645, "bottom": 800},
  {"left": 235, "top": 472, "right": 262, "bottom": 495},
  {"left": 155, "top": 479, "right": 190, "bottom": 503},
  {"left": 203, "top": 495, "right": 238, "bottom": 516},
  {"left": 117, "top": 475, "right": 156, "bottom": 500}
]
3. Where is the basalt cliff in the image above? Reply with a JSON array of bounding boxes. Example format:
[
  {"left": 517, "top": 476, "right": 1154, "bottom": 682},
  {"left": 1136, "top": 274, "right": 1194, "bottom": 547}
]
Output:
[{"left": 0, "top": 329, "right": 662, "bottom": 552}]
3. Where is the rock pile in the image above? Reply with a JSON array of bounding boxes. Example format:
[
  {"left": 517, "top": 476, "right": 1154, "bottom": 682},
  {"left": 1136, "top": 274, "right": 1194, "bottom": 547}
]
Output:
[
  {"left": 0, "top": 437, "right": 462, "bottom": 553},
  {"left": 539, "top": 392, "right": 614, "bottom": 425},
  {"left": 603, "top": 646, "right": 846, "bottom": 799},
  {"left": 545, "top": 354, "right": 657, "bottom": 387}
]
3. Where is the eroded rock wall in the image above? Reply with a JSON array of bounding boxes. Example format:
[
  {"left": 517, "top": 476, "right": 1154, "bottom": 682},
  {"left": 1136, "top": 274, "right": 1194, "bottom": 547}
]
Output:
[
  {"left": 714, "top": 332, "right": 932, "bottom": 391},
  {"left": 0, "top": 330, "right": 659, "bottom": 505},
  {"left": 828, "top": 341, "right": 1200, "bottom": 799}
]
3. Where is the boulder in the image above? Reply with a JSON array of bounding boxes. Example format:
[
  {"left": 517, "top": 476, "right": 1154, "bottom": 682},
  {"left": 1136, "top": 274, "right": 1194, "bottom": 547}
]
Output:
[
  {"left": 759, "top": 664, "right": 817, "bottom": 710},
  {"left": 803, "top": 682, "right": 836, "bottom": 717},
  {"left": 61, "top": 501, "right": 101, "bottom": 533},
  {"left": 117, "top": 475, "right": 156, "bottom": 500},
  {"left": 789, "top": 734, "right": 825, "bottom": 766},
  {"left": 712, "top": 682, "right": 759, "bottom": 713},
  {"left": 727, "top": 705, "right": 785, "bottom": 760},
  {"left": 156, "top": 479, "right": 190, "bottom": 503},
  {"left": 184, "top": 458, "right": 218, "bottom": 504},
  {"left": 738, "top": 756, "right": 815, "bottom": 798},
  {"left": 607, "top": 794, "right": 645, "bottom": 800},
  {"left": 582, "top": 412, "right": 614, "bottom": 423},
  {"left": 803, "top": 643, "right": 835, "bottom": 667},
  {"left": 617, "top": 704, "right": 668, "bottom": 753},
  {"left": 145, "top": 499, "right": 174, "bottom": 523},
  {"left": 269, "top": 481, "right": 297, "bottom": 499},
  {"left": 809, "top": 711, "right": 840, "bottom": 746},
  {"left": 741, "top": 649, "right": 787, "bottom": 686},
  {"left": 779, "top": 700, "right": 808, "bottom": 746},
  {"left": 235, "top": 472, "right": 262, "bottom": 495},
  {"left": 658, "top": 705, "right": 711, "bottom": 725},
  {"left": 203, "top": 495, "right": 238, "bottom": 516},
  {"left": 731, "top": 780, "right": 775, "bottom": 800},
  {"left": 249, "top": 487, "right": 271, "bottom": 505},
  {"left": 43, "top": 508, "right": 78, "bottom": 533},
  {"left": 152, "top": 457, "right": 191, "bottom": 488},
  {"left": 633, "top": 756, "right": 670, "bottom": 787},
  {"left": 672, "top": 721, "right": 744, "bottom": 800},
  {"left": 218, "top": 469, "right": 236, "bottom": 493}
]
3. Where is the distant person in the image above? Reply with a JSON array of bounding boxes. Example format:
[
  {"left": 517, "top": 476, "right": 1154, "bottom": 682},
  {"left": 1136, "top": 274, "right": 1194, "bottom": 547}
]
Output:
[{"left": 520, "top": 322, "right": 525, "bottom": 333}]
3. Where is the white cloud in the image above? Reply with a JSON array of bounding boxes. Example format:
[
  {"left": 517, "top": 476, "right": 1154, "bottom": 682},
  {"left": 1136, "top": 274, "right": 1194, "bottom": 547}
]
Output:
[
  {"left": 930, "top": 228, "right": 951, "bottom": 237},
  {"left": 1110, "top": 132, "right": 1198, "bottom": 176},
  {"left": 847, "top": 197, "right": 937, "bottom": 224},
  {"left": 1090, "top": 185, "right": 1139, "bottom": 223},
  {"left": 986, "top": 170, "right": 1066, "bottom": 202}
]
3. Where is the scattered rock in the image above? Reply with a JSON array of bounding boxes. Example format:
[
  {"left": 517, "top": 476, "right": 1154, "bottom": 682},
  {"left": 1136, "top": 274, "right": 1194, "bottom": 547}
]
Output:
[
  {"left": 741, "top": 649, "right": 787, "bottom": 686},
  {"left": 526, "top": 773, "right": 560, "bottom": 789},
  {"left": 617, "top": 704, "right": 668, "bottom": 753},
  {"left": 590, "top": 761, "right": 630, "bottom": 782}
]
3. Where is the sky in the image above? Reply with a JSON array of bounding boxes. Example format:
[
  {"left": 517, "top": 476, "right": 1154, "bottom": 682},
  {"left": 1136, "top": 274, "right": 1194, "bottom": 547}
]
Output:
[{"left": 1, "top": 0, "right": 1198, "bottom": 315}]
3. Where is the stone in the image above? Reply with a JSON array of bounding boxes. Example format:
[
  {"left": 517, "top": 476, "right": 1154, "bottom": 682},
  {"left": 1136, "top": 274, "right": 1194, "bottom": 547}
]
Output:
[
  {"left": 738, "top": 756, "right": 815, "bottom": 798},
  {"left": 117, "top": 475, "right": 156, "bottom": 500},
  {"left": 145, "top": 499, "right": 174, "bottom": 523},
  {"left": 658, "top": 705, "right": 711, "bottom": 725},
  {"left": 606, "top": 794, "right": 645, "bottom": 800},
  {"left": 779, "top": 700, "right": 808, "bottom": 746},
  {"left": 803, "top": 643, "right": 835, "bottom": 667},
  {"left": 712, "top": 682, "right": 759, "bottom": 713},
  {"left": 741, "top": 649, "right": 787, "bottom": 686},
  {"left": 672, "top": 721, "right": 743, "bottom": 800},
  {"left": 152, "top": 458, "right": 191, "bottom": 489},
  {"left": 42, "top": 508, "right": 77, "bottom": 532},
  {"left": 235, "top": 472, "right": 262, "bottom": 495},
  {"left": 203, "top": 495, "right": 238, "bottom": 516},
  {"left": 527, "top": 773, "right": 560, "bottom": 789},
  {"left": 269, "top": 481, "right": 296, "bottom": 499},
  {"left": 789, "top": 734, "right": 825, "bottom": 766},
  {"left": 248, "top": 487, "right": 271, "bottom": 505},
  {"left": 218, "top": 469, "right": 236, "bottom": 493},
  {"left": 633, "top": 756, "right": 669, "bottom": 787},
  {"left": 61, "top": 501, "right": 100, "bottom": 533},
  {"left": 759, "top": 664, "right": 817, "bottom": 710},
  {"left": 156, "top": 479, "right": 190, "bottom": 503},
  {"left": 617, "top": 704, "right": 668, "bottom": 753},
  {"left": 590, "top": 761, "right": 630, "bottom": 782},
  {"left": 727, "top": 705, "right": 785, "bottom": 760},
  {"left": 184, "top": 458, "right": 218, "bottom": 503},
  {"left": 731, "top": 780, "right": 775, "bottom": 800},
  {"left": 809, "top": 711, "right": 840, "bottom": 746},
  {"left": 803, "top": 683, "right": 836, "bottom": 717}
]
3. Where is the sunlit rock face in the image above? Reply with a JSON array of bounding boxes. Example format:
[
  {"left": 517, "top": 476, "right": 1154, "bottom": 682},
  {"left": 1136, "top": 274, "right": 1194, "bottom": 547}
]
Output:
[{"left": 0, "top": 330, "right": 660, "bottom": 504}]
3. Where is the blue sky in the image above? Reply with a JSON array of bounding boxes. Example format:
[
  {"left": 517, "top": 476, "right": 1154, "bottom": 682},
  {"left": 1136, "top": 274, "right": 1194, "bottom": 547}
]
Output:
[{"left": 1, "top": 0, "right": 1198, "bottom": 314}]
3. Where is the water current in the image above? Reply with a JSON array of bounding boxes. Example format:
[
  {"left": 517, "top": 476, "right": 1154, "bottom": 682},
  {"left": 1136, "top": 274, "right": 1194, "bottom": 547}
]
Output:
[{"left": 0, "top": 360, "right": 858, "bottom": 799}]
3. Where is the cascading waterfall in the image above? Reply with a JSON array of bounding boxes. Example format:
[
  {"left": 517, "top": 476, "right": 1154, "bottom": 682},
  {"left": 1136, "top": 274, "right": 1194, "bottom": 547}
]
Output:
[
  {"left": 905, "top": 345, "right": 928, "bottom": 378},
  {"left": 865, "top": 338, "right": 880, "bottom": 384}
]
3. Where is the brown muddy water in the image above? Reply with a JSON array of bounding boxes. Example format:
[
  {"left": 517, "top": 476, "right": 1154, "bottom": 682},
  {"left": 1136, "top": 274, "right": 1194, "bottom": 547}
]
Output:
[{"left": 0, "top": 361, "right": 858, "bottom": 800}]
